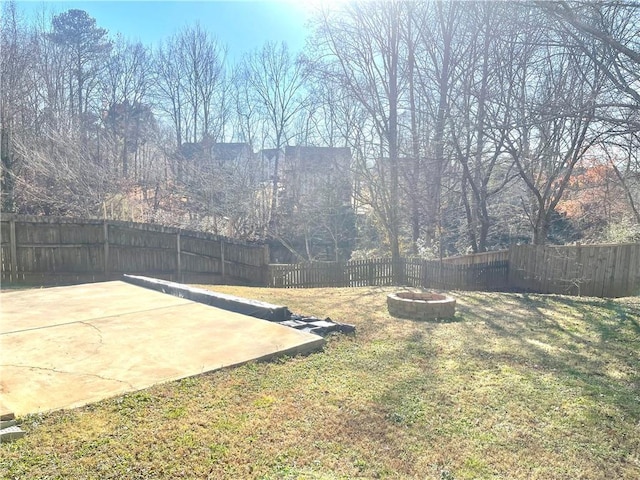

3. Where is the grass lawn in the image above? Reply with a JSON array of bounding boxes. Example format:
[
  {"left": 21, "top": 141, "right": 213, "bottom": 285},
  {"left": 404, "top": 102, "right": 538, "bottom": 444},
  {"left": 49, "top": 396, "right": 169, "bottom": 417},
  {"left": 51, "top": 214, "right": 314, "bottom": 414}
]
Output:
[{"left": 1, "top": 287, "right": 639, "bottom": 479}]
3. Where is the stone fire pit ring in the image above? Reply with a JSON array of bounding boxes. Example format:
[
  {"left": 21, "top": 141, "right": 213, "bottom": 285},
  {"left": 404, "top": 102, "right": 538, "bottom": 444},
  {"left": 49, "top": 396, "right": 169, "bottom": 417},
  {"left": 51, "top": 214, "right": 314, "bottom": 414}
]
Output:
[{"left": 387, "top": 291, "right": 456, "bottom": 320}]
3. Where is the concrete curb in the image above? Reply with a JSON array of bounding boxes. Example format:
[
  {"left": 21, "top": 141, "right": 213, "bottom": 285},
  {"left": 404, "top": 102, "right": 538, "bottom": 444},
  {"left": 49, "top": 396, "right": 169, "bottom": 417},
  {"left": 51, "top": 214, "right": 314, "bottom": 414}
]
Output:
[
  {"left": 122, "top": 275, "right": 356, "bottom": 337},
  {"left": 123, "top": 275, "right": 291, "bottom": 321}
]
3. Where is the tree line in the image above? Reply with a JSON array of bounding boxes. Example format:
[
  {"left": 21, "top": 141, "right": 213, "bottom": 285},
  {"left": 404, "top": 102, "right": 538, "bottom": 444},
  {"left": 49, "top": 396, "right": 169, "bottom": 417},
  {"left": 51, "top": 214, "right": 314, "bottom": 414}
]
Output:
[{"left": 1, "top": 0, "right": 639, "bottom": 261}]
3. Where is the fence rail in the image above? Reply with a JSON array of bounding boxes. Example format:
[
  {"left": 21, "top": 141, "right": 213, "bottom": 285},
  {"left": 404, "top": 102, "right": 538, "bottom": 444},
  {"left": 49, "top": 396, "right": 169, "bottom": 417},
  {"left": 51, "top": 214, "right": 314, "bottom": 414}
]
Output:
[
  {"left": 268, "top": 244, "right": 639, "bottom": 298},
  {"left": 509, "top": 243, "right": 640, "bottom": 297},
  {"left": 405, "top": 258, "right": 510, "bottom": 291},
  {"left": 2, "top": 215, "right": 637, "bottom": 298},
  {"left": 440, "top": 250, "right": 509, "bottom": 265},
  {"left": 0, "top": 214, "right": 269, "bottom": 286},
  {"left": 268, "top": 257, "right": 509, "bottom": 291},
  {"left": 268, "top": 258, "right": 398, "bottom": 288}
]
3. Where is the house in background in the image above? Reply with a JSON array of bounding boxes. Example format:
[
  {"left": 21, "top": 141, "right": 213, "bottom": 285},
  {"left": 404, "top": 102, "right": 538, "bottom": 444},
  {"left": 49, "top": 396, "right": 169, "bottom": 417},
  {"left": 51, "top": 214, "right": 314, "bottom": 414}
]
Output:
[
  {"left": 177, "top": 140, "right": 255, "bottom": 175},
  {"left": 258, "top": 148, "right": 284, "bottom": 184},
  {"left": 210, "top": 142, "right": 255, "bottom": 168},
  {"left": 172, "top": 141, "right": 356, "bottom": 259},
  {"left": 268, "top": 146, "right": 355, "bottom": 262},
  {"left": 171, "top": 140, "right": 259, "bottom": 235},
  {"left": 280, "top": 146, "right": 352, "bottom": 212}
]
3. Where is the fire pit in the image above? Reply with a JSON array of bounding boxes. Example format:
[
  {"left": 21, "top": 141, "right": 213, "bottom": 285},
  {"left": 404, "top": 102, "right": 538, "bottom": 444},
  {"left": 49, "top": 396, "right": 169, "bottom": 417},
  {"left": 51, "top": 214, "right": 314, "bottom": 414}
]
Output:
[{"left": 387, "top": 291, "right": 456, "bottom": 320}]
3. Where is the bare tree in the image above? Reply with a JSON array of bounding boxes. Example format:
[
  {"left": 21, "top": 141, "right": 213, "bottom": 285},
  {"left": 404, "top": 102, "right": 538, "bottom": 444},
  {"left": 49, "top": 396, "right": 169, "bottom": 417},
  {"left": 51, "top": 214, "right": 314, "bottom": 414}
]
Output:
[
  {"left": 153, "top": 37, "right": 185, "bottom": 149},
  {"left": 241, "top": 41, "right": 309, "bottom": 234},
  {"left": 414, "top": 1, "right": 463, "bottom": 254},
  {"left": 446, "top": 2, "right": 517, "bottom": 252},
  {"left": 537, "top": 1, "right": 640, "bottom": 240},
  {"left": 29, "top": 8, "right": 71, "bottom": 134},
  {"left": 179, "top": 24, "right": 227, "bottom": 143},
  {"left": 229, "top": 64, "right": 260, "bottom": 148},
  {"left": 103, "top": 37, "right": 154, "bottom": 177},
  {"left": 153, "top": 25, "right": 227, "bottom": 147},
  {"left": 11, "top": 126, "right": 117, "bottom": 216},
  {"left": 602, "top": 133, "right": 640, "bottom": 224},
  {"left": 1, "top": 1, "right": 31, "bottom": 211},
  {"left": 311, "top": 1, "right": 405, "bottom": 276},
  {"left": 502, "top": 6, "right": 605, "bottom": 244},
  {"left": 49, "top": 9, "right": 111, "bottom": 136},
  {"left": 538, "top": 0, "right": 640, "bottom": 108}
]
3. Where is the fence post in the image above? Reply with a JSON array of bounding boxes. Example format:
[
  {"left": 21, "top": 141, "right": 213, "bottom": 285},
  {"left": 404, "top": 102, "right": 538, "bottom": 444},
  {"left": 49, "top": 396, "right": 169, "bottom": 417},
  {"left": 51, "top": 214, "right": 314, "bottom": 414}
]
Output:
[
  {"left": 506, "top": 245, "right": 512, "bottom": 288},
  {"left": 176, "top": 231, "right": 182, "bottom": 282},
  {"left": 220, "top": 237, "right": 225, "bottom": 282},
  {"left": 9, "top": 219, "right": 17, "bottom": 282},
  {"left": 262, "top": 244, "right": 270, "bottom": 286},
  {"left": 421, "top": 259, "right": 429, "bottom": 289},
  {"left": 400, "top": 257, "right": 407, "bottom": 285},
  {"left": 103, "top": 221, "right": 110, "bottom": 280}
]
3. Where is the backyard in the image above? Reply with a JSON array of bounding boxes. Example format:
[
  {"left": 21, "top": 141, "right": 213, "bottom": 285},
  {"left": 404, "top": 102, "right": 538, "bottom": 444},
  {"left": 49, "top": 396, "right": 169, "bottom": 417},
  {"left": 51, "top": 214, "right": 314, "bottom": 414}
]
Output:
[{"left": 1, "top": 286, "right": 639, "bottom": 479}]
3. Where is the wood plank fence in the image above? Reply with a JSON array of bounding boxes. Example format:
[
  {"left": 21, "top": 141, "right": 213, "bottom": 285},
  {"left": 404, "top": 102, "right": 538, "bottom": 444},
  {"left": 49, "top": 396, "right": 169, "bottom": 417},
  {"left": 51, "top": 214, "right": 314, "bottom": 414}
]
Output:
[
  {"left": 268, "top": 257, "right": 509, "bottom": 291},
  {"left": 0, "top": 215, "right": 269, "bottom": 286},
  {"left": 268, "top": 258, "right": 399, "bottom": 288},
  {"left": 509, "top": 243, "right": 640, "bottom": 297},
  {"left": 405, "top": 257, "right": 510, "bottom": 291},
  {"left": 268, "top": 244, "right": 639, "bottom": 298},
  {"left": 2, "top": 214, "right": 637, "bottom": 297},
  {"left": 439, "top": 250, "right": 510, "bottom": 266}
]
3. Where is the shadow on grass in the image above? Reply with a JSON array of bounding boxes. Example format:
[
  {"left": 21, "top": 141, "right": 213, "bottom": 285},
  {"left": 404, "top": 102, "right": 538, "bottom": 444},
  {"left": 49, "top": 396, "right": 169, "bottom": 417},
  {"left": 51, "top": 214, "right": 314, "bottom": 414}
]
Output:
[
  {"left": 456, "top": 293, "right": 640, "bottom": 417},
  {"left": 198, "top": 285, "right": 640, "bottom": 476},
  {"left": 319, "top": 290, "right": 640, "bottom": 475}
]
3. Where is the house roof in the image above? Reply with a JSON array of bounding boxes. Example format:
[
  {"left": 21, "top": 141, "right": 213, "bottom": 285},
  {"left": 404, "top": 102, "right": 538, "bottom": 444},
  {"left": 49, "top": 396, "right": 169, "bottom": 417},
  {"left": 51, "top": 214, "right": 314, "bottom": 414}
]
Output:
[
  {"left": 284, "top": 146, "right": 351, "bottom": 157},
  {"left": 284, "top": 146, "right": 351, "bottom": 172},
  {"left": 211, "top": 143, "right": 253, "bottom": 163}
]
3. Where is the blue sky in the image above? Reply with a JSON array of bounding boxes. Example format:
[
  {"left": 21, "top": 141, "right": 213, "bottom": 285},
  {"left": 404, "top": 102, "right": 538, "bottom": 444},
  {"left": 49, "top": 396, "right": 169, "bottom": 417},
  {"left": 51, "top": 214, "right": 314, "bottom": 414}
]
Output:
[{"left": 18, "top": 1, "right": 315, "bottom": 58}]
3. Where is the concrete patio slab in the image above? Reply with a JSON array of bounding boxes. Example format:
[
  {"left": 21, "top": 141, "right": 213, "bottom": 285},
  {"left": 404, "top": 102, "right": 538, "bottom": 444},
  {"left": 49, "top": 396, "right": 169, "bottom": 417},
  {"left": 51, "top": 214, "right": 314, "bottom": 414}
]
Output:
[{"left": 0, "top": 281, "right": 324, "bottom": 416}]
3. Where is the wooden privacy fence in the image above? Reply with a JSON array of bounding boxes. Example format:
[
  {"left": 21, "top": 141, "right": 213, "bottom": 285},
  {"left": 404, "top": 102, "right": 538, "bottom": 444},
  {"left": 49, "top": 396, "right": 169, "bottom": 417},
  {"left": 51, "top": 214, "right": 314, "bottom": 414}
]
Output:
[
  {"left": 2, "top": 214, "right": 637, "bottom": 297},
  {"left": 438, "top": 250, "right": 510, "bottom": 266},
  {"left": 509, "top": 243, "right": 640, "bottom": 297},
  {"left": 268, "top": 244, "right": 639, "bottom": 298},
  {"left": 0, "top": 215, "right": 269, "bottom": 286},
  {"left": 268, "top": 257, "right": 509, "bottom": 291},
  {"left": 405, "top": 257, "right": 510, "bottom": 291},
  {"left": 269, "top": 258, "right": 398, "bottom": 288}
]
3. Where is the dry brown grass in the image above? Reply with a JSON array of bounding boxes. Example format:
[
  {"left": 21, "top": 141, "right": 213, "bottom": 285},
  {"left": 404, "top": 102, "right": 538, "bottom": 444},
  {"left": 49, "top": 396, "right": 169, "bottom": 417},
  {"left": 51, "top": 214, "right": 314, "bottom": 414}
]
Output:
[{"left": 2, "top": 286, "right": 639, "bottom": 479}]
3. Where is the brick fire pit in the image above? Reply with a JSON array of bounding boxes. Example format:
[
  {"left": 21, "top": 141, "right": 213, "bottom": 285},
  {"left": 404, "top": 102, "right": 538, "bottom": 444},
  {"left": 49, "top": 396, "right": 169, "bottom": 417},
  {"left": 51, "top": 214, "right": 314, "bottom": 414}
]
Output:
[{"left": 387, "top": 291, "right": 456, "bottom": 320}]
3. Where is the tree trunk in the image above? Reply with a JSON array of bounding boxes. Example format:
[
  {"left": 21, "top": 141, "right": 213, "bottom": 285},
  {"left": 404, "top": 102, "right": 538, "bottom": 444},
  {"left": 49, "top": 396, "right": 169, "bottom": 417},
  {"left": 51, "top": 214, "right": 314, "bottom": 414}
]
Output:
[
  {"left": 388, "top": 7, "right": 402, "bottom": 284},
  {"left": 269, "top": 147, "right": 280, "bottom": 235},
  {"left": 532, "top": 206, "right": 548, "bottom": 245},
  {"left": 1, "top": 125, "right": 15, "bottom": 212}
]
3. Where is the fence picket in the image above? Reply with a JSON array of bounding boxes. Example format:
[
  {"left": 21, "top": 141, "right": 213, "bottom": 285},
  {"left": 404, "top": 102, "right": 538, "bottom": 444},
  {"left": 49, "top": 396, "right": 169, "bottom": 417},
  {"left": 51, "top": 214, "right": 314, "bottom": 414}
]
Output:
[
  {"left": 2, "top": 214, "right": 637, "bottom": 297},
  {"left": 1, "top": 215, "right": 268, "bottom": 286},
  {"left": 265, "top": 244, "right": 638, "bottom": 298}
]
